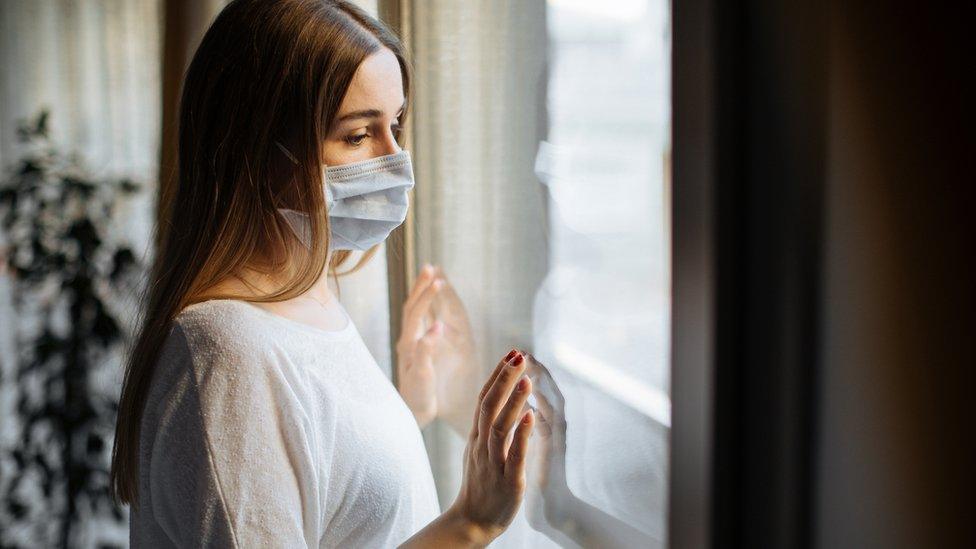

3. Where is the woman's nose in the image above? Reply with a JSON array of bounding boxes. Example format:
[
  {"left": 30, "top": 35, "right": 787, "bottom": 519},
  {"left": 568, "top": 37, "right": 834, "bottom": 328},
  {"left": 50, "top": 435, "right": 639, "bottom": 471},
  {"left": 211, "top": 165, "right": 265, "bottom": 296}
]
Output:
[{"left": 378, "top": 128, "right": 401, "bottom": 156}]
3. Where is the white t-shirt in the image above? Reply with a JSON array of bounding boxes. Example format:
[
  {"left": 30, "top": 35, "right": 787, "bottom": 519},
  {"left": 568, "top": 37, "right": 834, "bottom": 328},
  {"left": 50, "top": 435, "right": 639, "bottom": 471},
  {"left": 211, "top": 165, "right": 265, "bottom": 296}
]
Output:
[{"left": 129, "top": 298, "right": 441, "bottom": 548}]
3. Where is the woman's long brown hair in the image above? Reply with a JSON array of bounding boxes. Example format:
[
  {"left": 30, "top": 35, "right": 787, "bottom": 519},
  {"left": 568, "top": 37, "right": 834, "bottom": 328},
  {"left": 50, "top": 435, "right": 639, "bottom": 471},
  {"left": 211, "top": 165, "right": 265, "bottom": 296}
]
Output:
[{"left": 110, "top": 0, "right": 410, "bottom": 506}]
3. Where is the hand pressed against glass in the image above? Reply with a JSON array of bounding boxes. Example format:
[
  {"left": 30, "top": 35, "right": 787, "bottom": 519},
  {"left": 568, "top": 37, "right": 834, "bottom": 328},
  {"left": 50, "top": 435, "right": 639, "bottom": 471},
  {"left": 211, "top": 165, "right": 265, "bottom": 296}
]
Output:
[
  {"left": 402, "top": 349, "right": 536, "bottom": 547},
  {"left": 451, "top": 350, "right": 536, "bottom": 540},
  {"left": 397, "top": 264, "right": 444, "bottom": 427}
]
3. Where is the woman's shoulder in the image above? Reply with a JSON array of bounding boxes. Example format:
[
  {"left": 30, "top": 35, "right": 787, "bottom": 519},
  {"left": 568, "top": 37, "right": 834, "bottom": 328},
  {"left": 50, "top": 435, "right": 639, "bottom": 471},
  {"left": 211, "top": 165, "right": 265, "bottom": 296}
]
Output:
[
  {"left": 158, "top": 300, "right": 308, "bottom": 407},
  {"left": 173, "top": 298, "right": 280, "bottom": 361},
  {"left": 174, "top": 299, "right": 274, "bottom": 343},
  {"left": 143, "top": 301, "right": 294, "bottom": 451}
]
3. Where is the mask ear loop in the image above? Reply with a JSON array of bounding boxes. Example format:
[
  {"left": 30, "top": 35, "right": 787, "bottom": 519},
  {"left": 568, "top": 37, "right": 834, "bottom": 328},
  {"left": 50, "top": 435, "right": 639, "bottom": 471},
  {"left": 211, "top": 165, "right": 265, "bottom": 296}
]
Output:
[
  {"left": 275, "top": 141, "right": 301, "bottom": 165},
  {"left": 271, "top": 140, "right": 302, "bottom": 209},
  {"left": 271, "top": 141, "right": 298, "bottom": 254},
  {"left": 273, "top": 140, "right": 330, "bottom": 256}
]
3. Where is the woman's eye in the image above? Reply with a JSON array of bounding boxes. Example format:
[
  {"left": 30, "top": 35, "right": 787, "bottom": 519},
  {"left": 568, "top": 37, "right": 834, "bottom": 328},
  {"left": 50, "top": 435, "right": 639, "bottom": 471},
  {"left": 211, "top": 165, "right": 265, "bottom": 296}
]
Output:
[
  {"left": 391, "top": 123, "right": 403, "bottom": 137},
  {"left": 345, "top": 133, "right": 368, "bottom": 146}
]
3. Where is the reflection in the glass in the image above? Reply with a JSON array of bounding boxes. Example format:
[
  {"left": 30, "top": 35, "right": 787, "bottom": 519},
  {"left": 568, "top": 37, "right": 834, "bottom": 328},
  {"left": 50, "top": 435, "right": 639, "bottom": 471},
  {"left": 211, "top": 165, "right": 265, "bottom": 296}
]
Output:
[
  {"left": 409, "top": 0, "right": 671, "bottom": 546},
  {"left": 522, "top": 0, "right": 671, "bottom": 545},
  {"left": 523, "top": 355, "right": 661, "bottom": 548}
]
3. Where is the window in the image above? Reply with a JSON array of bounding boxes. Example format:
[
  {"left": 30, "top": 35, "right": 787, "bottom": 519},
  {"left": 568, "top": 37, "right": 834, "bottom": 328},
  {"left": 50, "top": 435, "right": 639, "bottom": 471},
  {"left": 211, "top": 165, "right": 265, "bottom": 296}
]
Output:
[{"left": 406, "top": 0, "right": 671, "bottom": 546}]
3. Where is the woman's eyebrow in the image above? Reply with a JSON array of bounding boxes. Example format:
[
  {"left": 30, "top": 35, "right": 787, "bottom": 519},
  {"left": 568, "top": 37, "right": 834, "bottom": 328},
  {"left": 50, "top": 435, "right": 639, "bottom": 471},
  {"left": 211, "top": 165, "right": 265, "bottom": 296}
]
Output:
[
  {"left": 337, "top": 108, "right": 382, "bottom": 122},
  {"left": 336, "top": 101, "right": 406, "bottom": 123}
]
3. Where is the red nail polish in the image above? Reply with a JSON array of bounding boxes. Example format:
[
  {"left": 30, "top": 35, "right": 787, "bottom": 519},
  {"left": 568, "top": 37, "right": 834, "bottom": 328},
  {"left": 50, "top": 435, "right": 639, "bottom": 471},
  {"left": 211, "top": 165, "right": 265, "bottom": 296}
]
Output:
[
  {"left": 505, "top": 349, "right": 517, "bottom": 361},
  {"left": 513, "top": 353, "right": 524, "bottom": 366},
  {"left": 517, "top": 377, "right": 528, "bottom": 392},
  {"left": 523, "top": 410, "right": 533, "bottom": 424}
]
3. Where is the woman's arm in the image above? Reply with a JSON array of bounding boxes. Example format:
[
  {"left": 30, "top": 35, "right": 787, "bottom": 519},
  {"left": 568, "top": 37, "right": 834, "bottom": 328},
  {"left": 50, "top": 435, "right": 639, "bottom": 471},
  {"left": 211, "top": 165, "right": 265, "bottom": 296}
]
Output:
[
  {"left": 398, "top": 503, "right": 493, "bottom": 548},
  {"left": 149, "top": 323, "right": 319, "bottom": 547}
]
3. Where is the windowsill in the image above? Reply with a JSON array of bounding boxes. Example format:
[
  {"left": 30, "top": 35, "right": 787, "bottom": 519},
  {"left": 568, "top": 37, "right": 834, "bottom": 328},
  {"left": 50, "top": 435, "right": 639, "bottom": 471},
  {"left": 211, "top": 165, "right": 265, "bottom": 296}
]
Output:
[{"left": 552, "top": 342, "right": 671, "bottom": 428}]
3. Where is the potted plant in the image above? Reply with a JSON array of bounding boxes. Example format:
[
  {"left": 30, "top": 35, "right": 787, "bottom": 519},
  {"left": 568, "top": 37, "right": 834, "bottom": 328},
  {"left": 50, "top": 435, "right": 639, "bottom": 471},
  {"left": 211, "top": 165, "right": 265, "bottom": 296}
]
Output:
[{"left": 0, "top": 110, "right": 144, "bottom": 548}]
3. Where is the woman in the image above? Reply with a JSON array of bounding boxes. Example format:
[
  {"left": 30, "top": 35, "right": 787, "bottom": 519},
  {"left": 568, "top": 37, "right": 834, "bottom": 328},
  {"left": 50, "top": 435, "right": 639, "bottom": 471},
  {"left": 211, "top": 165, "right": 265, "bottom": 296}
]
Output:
[{"left": 109, "top": 1, "right": 535, "bottom": 546}]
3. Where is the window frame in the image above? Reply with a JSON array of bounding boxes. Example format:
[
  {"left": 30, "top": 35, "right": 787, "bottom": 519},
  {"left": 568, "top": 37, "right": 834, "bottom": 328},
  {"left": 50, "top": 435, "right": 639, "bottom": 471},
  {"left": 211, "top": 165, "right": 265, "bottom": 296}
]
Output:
[{"left": 671, "top": 0, "right": 826, "bottom": 546}]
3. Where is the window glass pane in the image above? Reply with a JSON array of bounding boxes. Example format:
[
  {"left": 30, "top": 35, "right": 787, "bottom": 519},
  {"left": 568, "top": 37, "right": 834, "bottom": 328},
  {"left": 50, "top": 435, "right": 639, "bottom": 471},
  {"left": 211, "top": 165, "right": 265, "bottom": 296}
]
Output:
[
  {"left": 523, "top": 0, "right": 671, "bottom": 545},
  {"left": 537, "top": 0, "right": 671, "bottom": 396},
  {"left": 407, "top": 0, "right": 670, "bottom": 546}
]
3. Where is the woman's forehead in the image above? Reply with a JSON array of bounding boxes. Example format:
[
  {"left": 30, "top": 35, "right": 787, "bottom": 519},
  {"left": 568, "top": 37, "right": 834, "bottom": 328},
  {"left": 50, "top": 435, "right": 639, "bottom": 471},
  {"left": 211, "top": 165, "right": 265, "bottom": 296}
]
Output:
[{"left": 337, "top": 48, "right": 404, "bottom": 118}]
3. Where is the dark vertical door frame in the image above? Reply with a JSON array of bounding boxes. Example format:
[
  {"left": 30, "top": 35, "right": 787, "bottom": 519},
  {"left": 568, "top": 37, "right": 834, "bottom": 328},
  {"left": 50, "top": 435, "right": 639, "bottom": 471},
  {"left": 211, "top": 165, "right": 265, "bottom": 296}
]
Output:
[
  {"left": 670, "top": 0, "right": 717, "bottom": 545},
  {"left": 157, "top": 1, "right": 220, "bottom": 246},
  {"left": 377, "top": 0, "right": 415, "bottom": 387},
  {"left": 671, "top": 1, "right": 826, "bottom": 547}
]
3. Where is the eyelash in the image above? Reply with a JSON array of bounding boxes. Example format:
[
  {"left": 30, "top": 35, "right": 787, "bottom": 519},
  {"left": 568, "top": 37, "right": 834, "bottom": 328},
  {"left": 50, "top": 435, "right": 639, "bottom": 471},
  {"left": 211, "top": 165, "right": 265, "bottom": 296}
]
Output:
[{"left": 345, "top": 123, "right": 403, "bottom": 147}]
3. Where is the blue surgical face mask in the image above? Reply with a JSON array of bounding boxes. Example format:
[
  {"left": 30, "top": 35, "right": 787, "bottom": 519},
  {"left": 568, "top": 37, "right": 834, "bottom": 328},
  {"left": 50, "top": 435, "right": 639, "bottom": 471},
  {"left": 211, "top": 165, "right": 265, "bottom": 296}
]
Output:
[{"left": 275, "top": 142, "right": 414, "bottom": 252}]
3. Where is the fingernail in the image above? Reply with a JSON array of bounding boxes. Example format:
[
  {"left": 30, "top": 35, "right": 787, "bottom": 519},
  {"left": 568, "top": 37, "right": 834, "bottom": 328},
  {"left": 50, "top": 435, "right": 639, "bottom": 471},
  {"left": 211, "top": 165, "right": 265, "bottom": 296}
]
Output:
[
  {"left": 523, "top": 410, "right": 533, "bottom": 424},
  {"left": 511, "top": 353, "right": 524, "bottom": 367},
  {"left": 505, "top": 349, "right": 517, "bottom": 361},
  {"left": 517, "top": 377, "right": 528, "bottom": 392}
]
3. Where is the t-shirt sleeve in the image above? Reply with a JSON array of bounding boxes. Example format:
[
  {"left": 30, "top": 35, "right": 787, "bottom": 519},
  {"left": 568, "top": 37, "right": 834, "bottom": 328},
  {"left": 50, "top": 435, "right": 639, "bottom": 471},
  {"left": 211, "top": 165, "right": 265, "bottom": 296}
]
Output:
[{"left": 147, "top": 322, "right": 323, "bottom": 547}]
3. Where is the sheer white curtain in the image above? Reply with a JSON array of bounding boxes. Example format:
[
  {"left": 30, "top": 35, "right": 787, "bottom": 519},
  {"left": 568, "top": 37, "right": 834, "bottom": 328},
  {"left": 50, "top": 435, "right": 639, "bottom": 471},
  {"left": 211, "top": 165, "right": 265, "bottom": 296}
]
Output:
[
  {"left": 331, "top": 246, "right": 392, "bottom": 375},
  {"left": 0, "top": 0, "right": 162, "bottom": 254},
  {"left": 408, "top": 1, "right": 672, "bottom": 547},
  {"left": 0, "top": 1, "right": 162, "bottom": 546},
  {"left": 407, "top": 1, "right": 552, "bottom": 546}
]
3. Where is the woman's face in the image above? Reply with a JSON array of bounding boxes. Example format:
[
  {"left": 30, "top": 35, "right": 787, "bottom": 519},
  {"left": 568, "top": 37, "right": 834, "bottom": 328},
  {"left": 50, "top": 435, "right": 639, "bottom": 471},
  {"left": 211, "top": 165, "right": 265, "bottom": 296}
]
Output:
[{"left": 323, "top": 47, "right": 405, "bottom": 166}]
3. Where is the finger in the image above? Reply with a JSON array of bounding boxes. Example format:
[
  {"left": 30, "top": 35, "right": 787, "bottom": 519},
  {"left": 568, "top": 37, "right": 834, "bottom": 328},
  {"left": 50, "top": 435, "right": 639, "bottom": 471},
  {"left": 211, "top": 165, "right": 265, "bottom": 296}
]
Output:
[
  {"left": 398, "top": 318, "right": 442, "bottom": 375},
  {"left": 403, "top": 264, "right": 436, "bottom": 314},
  {"left": 488, "top": 375, "right": 533, "bottom": 465},
  {"left": 533, "top": 388, "right": 554, "bottom": 416},
  {"left": 396, "top": 268, "right": 436, "bottom": 357},
  {"left": 508, "top": 390, "right": 536, "bottom": 448},
  {"left": 478, "top": 349, "right": 520, "bottom": 401},
  {"left": 404, "top": 264, "right": 435, "bottom": 311},
  {"left": 479, "top": 352, "right": 526, "bottom": 447},
  {"left": 469, "top": 349, "right": 520, "bottom": 438},
  {"left": 432, "top": 265, "right": 449, "bottom": 283},
  {"left": 528, "top": 354, "right": 566, "bottom": 407},
  {"left": 400, "top": 278, "right": 443, "bottom": 340},
  {"left": 504, "top": 409, "right": 535, "bottom": 483},
  {"left": 408, "top": 321, "right": 443, "bottom": 371},
  {"left": 402, "top": 278, "right": 444, "bottom": 341},
  {"left": 531, "top": 391, "right": 554, "bottom": 437},
  {"left": 412, "top": 277, "right": 443, "bottom": 319}
]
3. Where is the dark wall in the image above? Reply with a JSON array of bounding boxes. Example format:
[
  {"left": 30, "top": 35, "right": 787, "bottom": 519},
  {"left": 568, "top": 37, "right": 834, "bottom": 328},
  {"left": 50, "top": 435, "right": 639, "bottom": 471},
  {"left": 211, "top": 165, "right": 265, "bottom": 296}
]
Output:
[
  {"left": 672, "top": 2, "right": 973, "bottom": 548},
  {"left": 817, "top": 3, "right": 974, "bottom": 548}
]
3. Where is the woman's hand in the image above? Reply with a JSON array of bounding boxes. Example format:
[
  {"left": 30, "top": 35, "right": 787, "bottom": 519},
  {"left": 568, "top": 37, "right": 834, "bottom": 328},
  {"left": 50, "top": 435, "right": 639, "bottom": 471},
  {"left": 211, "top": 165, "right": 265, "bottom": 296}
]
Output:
[
  {"left": 424, "top": 266, "right": 480, "bottom": 436},
  {"left": 448, "top": 349, "right": 536, "bottom": 545},
  {"left": 396, "top": 264, "right": 444, "bottom": 428}
]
